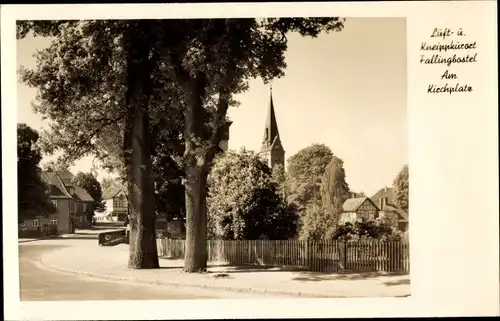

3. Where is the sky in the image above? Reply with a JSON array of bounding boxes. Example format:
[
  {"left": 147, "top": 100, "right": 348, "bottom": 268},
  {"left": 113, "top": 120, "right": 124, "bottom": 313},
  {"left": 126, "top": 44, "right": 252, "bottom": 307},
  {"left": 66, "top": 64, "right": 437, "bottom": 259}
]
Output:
[{"left": 17, "top": 17, "right": 407, "bottom": 196}]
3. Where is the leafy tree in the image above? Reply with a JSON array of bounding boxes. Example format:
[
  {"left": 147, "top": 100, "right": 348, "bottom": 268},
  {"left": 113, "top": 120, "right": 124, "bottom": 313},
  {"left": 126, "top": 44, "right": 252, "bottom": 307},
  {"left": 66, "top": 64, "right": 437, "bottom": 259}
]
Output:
[
  {"left": 270, "top": 164, "right": 299, "bottom": 239},
  {"left": 101, "top": 177, "right": 121, "bottom": 191},
  {"left": 17, "top": 123, "right": 56, "bottom": 223},
  {"left": 18, "top": 18, "right": 345, "bottom": 272},
  {"left": 207, "top": 148, "right": 293, "bottom": 240},
  {"left": 42, "top": 159, "right": 70, "bottom": 171},
  {"left": 297, "top": 199, "right": 330, "bottom": 240},
  {"left": 393, "top": 164, "right": 409, "bottom": 212},
  {"left": 72, "top": 171, "right": 105, "bottom": 220},
  {"left": 18, "top": 20, "right": 163, "bottom": 269},
  {"left": 271, "top": 164, "right": 286, "bottom": 197},
  {"left": 286, "top": 144, "right": 334, "bottom": 213},
  {"left": 320, "top": 155, "right": 351, "bottom": 231},
  {"left": 163, "top": 19, "right": 344, "bottom": 270},
  {"left": 151, "top": 114, "right": 186, "bottom": 223}
]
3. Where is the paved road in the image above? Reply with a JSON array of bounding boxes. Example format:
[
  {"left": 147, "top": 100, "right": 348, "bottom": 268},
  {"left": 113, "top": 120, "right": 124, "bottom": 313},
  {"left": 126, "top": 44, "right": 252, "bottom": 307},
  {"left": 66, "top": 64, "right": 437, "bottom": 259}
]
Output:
[{"left": 20, "top": 243, "right": 286, "bottom": 300}]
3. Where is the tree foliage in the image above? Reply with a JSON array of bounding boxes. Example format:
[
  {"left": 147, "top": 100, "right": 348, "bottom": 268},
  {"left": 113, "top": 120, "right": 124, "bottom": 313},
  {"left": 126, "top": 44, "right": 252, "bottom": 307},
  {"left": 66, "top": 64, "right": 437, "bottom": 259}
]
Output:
[
  {"left": 17, "top": 18, "right": 345, "bottom": 271},
  {"left": 286, "top": 143, "right": 334, "bottom": 212},
  {"left": 298, "top": 199, "right": 330, "bottom": 240},
  {"left": 101, "top": 177, "right": 124, "bottom": 191},
  {"left": 320, "top": 155, "right": 351, "bottom": 228},
  {"left": 393, "top": 164, "right": 409, "bottom": 212},
  {"left": 207, "top": 148, "right": 296, "bottom": 240},
  {"left": 42, "top": 159, "right": 70, "bottom": 172},
  {"left": 72, "top": 172, "right": 105, "bottom": 218},
  {"left": 17, "top": 123, "right": 56, "bottom": 223},
  {"left": 151, "top": 115, "right": 186, "bottom": 222},
  {"left": 271, "top": 164, "right": 286, "bottom": 197},
  {"left": 163, "top": 18, "right": 344, "bottom": 270},
  {"left": 17, "top": 20, "right": 163, "bottom": 269}
]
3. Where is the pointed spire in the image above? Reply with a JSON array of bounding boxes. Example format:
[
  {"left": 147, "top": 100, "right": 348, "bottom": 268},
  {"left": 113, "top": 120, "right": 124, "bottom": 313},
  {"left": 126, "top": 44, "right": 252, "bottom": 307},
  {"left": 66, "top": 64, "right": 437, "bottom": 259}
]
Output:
[
  {"left": 260, "top": 86, "right": 283, "bottom": 153},
  {"left": 269, "top": 84, "right": 274, "bottom": 114}
]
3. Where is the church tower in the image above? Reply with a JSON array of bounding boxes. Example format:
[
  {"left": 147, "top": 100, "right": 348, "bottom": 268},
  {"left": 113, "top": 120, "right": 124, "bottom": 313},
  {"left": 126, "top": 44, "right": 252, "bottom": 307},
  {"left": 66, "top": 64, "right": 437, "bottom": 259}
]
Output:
[{"left": 259, "top": 88, "right": 285, "bottom": 169}]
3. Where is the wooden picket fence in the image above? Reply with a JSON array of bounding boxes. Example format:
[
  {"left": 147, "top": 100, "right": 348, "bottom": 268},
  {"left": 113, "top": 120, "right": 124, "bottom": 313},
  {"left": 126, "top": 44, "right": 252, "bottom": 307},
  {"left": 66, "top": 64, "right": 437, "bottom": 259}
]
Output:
[{"left": 157, "top": 239, "right": 410, "bottom": 273}]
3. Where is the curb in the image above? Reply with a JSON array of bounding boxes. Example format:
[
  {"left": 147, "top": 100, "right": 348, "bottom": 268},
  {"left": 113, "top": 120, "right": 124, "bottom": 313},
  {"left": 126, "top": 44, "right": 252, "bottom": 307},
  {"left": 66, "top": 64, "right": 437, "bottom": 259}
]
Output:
[
  {"left": 36, "top": 257, "right": 332, "bottom": 298},
  {"left": 18, "top": 237, "right": 58, "bottom": 243}
]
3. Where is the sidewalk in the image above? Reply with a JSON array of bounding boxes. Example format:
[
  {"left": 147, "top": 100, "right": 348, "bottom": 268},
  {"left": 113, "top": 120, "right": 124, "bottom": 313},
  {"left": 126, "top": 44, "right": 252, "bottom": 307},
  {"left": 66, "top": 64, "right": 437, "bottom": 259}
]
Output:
[{"left": 37, "top": 239, "right": 411, "bottom": 298}]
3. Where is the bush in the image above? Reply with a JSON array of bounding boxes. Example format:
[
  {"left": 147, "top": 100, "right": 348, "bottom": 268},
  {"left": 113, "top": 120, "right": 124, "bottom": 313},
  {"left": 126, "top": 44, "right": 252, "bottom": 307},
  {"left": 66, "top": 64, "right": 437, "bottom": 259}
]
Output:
[
  {"left": 333, "top": 217, "right": 402, "bottom": 241},
  {"left": 19, "top": 228, "right": 42, "bottom": 238},
  {"left": 207, "top": 148, "right": 294, "bottom": 240}
]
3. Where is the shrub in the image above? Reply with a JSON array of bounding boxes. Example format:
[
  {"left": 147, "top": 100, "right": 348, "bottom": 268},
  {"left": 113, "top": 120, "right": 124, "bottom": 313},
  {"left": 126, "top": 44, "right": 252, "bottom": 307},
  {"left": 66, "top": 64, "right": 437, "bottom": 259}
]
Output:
[{"left": 333, "top": 217, "right": 402, "bottom": 241}]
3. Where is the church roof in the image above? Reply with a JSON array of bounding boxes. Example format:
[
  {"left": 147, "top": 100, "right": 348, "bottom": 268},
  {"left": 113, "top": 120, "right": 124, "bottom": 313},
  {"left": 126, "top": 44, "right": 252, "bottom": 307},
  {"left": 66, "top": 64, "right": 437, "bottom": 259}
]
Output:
[{"left": 260, "top": 88, "right": 285, "bottom": 153}]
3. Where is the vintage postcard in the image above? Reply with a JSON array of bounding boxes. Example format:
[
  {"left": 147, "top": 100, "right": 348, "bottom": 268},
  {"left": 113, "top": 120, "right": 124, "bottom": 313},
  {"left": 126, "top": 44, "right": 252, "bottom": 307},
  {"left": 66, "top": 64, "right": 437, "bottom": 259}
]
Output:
[{"left": 1, "top": 1, "right": 498, "bottom": 320}]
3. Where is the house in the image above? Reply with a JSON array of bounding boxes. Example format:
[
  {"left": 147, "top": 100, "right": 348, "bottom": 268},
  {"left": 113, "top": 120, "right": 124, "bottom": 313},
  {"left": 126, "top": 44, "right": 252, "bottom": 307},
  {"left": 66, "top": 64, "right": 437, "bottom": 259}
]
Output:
[
  {"left": 370, "top": 186, "right": 409, "bottom": 231},
  {"left": 338, "top": 197, "right": 380, "bottom": 225},
  {"left": 18, "top": 169, "right": 94, "bottom": 235},
  {"left": 96, "top": 186, "right": 128, "bottom": 222}
]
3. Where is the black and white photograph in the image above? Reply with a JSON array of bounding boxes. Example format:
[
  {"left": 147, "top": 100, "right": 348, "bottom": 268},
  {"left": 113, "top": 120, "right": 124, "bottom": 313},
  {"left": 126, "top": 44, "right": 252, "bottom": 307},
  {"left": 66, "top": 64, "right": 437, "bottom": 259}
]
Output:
[
  {"left": 15, "top": 16, "right": 410, "bottom": 301},
  {"left": 2, "top": 2, "right": 498, "bottom": 320}
]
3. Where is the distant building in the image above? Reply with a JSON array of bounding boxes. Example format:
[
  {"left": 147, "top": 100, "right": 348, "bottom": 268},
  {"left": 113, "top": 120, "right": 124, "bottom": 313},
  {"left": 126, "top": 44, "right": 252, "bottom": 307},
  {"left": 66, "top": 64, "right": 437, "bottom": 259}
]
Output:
[
  {"left": 18, "top": 170, "right": 94, "bottom": 235},
  {"left": 97, "top": 186, "right": 128, "bottom": 222},
  {"left": 258, "top": 88, "right": 285, "bottom": 169},
  {"left": 338, "top": 197, "right": 380, "bottom": 225},
  {"left": 370, "top": 186, "right": 408, "bottom": 231}
]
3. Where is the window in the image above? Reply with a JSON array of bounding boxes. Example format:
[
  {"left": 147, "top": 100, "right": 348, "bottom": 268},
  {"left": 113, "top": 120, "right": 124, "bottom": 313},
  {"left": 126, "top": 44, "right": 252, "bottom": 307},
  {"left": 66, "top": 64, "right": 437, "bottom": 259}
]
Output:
[
  {"left": 32, "top": 219, "right": 39, "bottom": 228},
  {"left": 113, "top": 195, "right": 126, "bottom": 208},
  {"left": 51, "top": 200, "right": 58, "bottom": 208},
  {"left": 83, "top": 203, "right": 87, "bottom": 212},
  {"left": 50, "top": 219, "right": 58, "bottom": 225}
]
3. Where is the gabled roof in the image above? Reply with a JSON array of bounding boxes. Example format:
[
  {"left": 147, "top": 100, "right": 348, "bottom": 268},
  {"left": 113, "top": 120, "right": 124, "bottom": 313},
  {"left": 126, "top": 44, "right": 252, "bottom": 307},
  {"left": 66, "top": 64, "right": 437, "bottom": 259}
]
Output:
[
  {"left": 381, "top": 204, "right": 409, "bottom": 221},
  {"left": 102, "top": 186, "right": 125, "bottom": 200},
  {"left": 342, "top": 197, "right": 380, "bottom": 212},
  {"left": 370, "top": 186, "right": 395, "bottom": 204},
  {"left": 40, "top": 170, "right": 95, "bottom": 202},
  {"left": 73, "top": 185, "right": 94, "bottom": 202},
  {"left": 41, "top": 170, "right": 73, "bottom": 199},
  {"left": 370, "top": 185, "right": 408, "bottom": 221},
  {"left": 56, "top": 169, "right": 76, "bottom": 186}
]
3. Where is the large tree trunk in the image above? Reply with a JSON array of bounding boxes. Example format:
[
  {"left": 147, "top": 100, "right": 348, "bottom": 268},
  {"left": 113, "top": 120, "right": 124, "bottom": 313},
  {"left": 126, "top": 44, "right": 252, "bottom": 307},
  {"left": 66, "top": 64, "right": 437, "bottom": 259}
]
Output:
[
  {"left": 125, "top": 103, "right": 159, "bottom": 269},
  {"left": 184, "top": 164, "right": 209, "bottom": 272},
  {"left": 123, "top": 25, "right": 159, "bottom": 269},
  {"left": 175, "top": 57, "right": 232, "bottom": 273},
  {"left": 182, "top": 73, "right": 209, "bottom": 272}
]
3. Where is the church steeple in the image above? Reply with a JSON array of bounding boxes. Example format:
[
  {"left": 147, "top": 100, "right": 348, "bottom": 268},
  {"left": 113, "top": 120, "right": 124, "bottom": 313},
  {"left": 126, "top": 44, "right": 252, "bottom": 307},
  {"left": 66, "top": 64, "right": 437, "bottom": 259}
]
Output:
[{"left": 259, "top": 86, "right": 285, "bottom": 168}]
